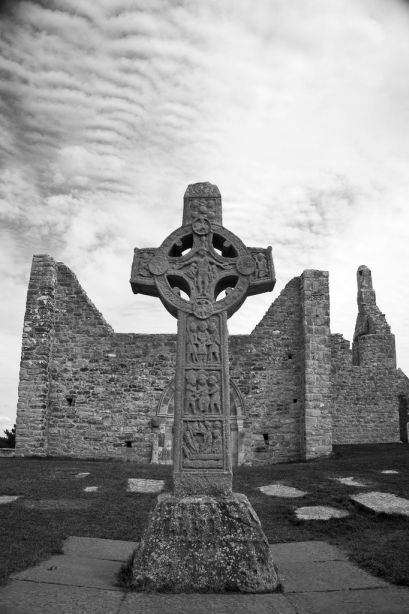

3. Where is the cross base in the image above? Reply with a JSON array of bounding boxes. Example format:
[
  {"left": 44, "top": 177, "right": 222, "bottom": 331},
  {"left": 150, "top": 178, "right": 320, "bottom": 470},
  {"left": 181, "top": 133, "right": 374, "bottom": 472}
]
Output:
[
  {"left": 124, "top": 492, "right": 280, "bottom": 593},
  {"left": 173, "top": 470, "right": 232, "bottom": 497}
]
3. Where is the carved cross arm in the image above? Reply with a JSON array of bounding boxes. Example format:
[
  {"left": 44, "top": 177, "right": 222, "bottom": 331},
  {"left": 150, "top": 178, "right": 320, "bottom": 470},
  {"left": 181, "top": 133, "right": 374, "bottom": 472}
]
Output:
[
  {"left": 246, "top": 246, "right": 276, "bottom": 296},
  {"left": 130, "top": 248, "right": 160, "bottom": 297}
]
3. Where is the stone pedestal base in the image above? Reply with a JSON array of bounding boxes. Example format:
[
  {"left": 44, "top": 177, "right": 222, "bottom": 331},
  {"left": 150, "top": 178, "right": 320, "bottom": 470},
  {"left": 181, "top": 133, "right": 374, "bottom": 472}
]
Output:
[{"left": 128, "top": 492, "right": 280, "bottom": 593}]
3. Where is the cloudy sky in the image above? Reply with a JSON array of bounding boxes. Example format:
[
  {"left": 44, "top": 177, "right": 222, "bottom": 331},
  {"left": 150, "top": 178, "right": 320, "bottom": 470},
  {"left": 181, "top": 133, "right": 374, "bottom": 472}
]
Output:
[{"left": 1, "top": 0, "right": 409, "bottom": 433}]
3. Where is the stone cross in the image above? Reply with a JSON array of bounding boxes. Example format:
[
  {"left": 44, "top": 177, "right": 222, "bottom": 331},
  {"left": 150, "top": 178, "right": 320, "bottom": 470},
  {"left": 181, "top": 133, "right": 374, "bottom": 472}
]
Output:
[{"left": 131, "top": 182, "right": 275, "bottom": 496}]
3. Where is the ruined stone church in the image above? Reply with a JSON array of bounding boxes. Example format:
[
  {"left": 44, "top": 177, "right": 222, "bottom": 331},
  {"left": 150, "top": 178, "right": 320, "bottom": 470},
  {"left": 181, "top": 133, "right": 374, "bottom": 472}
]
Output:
[{"left": 15, "top": 251, "right": 409, "bottom": 465}]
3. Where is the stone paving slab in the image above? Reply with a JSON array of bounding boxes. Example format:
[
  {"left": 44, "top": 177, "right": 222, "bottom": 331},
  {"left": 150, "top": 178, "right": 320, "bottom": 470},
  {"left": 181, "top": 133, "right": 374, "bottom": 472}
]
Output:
[
  {"left": 259, "top": 484, "right": 307, "bottom": 497},
  {"left": 0, "top": 581, "right": 124, "bottom": 614},
  {"left": 351, "top": 491, "right": 409, "bottom": 517},
  {"left": 118, "top": 593, "right": 296, "bottom": 614},
  {"left": 0, "top": 495, "right": 19, "bottom": 504},
  {"left": 84, "top": 486, "right": 99, "bottom": 492},
  {"left": 11, "top": 554, "right": 121, "bottom": 590},
  {"left": 76, "top": 472, "right": 90, "bottom": 478},
  {"left": 270, "top": 541, "right": 348, "bottom": 563},
  {"left": 63, "top": 536, "right": 137, "bottom": 561},
  {"left": 127, "top": 478, "right": 164, "bottom": 493},
  {"left": 295, "top": 506, "right": 349, "bottom": 520},
  {"left": 4, "top": 538, "right": 409, "bottom": 614},
  {"left": 278, "top": 560, "right": 389, "bottom": 593},
  {"left": 288, "top": 588, "right": 409, "bottom": 614},
  {"left": 332, "top": 476, "right": 368, "bottom": 487}
]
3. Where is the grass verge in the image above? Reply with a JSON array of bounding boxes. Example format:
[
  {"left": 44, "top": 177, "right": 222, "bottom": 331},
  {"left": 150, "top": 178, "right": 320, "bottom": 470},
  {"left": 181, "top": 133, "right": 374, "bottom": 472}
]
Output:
[{"left": 0, "top": 443, "right": 408, "bottom": 586}]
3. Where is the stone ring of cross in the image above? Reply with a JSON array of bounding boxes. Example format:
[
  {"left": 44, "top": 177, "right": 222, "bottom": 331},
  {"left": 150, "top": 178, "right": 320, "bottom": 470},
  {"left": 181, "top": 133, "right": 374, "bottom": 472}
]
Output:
[{"left": 148, "top": 220, "right": 254, "bottom": 319}]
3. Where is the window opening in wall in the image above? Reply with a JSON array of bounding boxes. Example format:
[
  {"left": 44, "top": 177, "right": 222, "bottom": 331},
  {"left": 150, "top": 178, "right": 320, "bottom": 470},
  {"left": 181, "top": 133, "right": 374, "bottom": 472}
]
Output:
[
  {"left": 66, "top": 396, "right": 74, "bottom": 407},
  {"left": 288, "top": 353, "right": 293, "bottom": 360},
  {"left": 125, "top": 441, "right": 132, "bottom": 448},
  {"left": 293, "top": 399, "right": 298, "bottom": 403},
  {"left": 263, "top": 433, "right": 269, "bottom": 445}
]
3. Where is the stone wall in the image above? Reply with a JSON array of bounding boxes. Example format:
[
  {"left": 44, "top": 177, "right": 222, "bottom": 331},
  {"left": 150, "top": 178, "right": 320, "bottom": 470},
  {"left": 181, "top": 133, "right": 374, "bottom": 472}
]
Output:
[
  {"left": 47, "top": 262, "right": 176, "bottom": 461},
  {"left": 300, "top": 270, "right": 332, "bottom": 459},
  {"left": 231, "top": 276, "right": 304, "bottom": 464},
  {"left": 330, "top": 265, "right": 400, "bottom": 445},
  {"left": 15, "top": 256, "right": 402, "bottom": 462},
  {"left": 331, "top": 345, "right": 399, "bottom": 445},
  {"left": 15, "top": 255, "right": 57, "bottom": 456}
]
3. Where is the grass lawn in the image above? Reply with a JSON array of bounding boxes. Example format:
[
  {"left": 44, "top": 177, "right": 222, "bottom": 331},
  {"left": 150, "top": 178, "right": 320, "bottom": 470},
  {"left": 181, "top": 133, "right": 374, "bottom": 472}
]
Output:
[{"left": 1, "top": 443, "right": 408, "bottom": 587}]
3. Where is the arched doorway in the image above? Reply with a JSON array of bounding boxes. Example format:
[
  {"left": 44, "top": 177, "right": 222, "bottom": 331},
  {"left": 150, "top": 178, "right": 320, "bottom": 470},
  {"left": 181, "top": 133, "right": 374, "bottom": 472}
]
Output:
[{"left": 152, "top": 378, "right": 246, "bottom": 465}]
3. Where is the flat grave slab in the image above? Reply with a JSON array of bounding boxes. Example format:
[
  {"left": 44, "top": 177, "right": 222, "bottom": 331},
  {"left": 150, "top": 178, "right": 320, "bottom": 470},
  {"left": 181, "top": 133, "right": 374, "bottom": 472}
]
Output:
[
  {"left": 0, "top": 495, "right": 19, "bottom": 505},
  {"left": 127, "top": 478, "right": 164, "bottom": 493},
  {"left": 259, "top": 484, "right": 307, "bottom": 498},
  {"left": 351, "top": 491, "right": 409, "bottom": 517},
  {"left": 76, "top": 472, "right": 90, "bottom": 478},
  {"left": 295, "top": 506, "right": 349, "bottom": 520},
  {"left": 332, "top": 476, "right": 368, "bottom": 487},
  {"left": 83, "top": 486, "right": 99, "bottom": 493},
  {"left": 63, "top": 536, "right": 137, "bottom": 561}
]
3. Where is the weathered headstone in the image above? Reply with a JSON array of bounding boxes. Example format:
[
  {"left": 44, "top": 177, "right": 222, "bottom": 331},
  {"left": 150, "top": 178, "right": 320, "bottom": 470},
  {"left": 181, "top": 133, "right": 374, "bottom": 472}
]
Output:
[{"left": 128, "top": 182, "right": 279, "bottom": 592}]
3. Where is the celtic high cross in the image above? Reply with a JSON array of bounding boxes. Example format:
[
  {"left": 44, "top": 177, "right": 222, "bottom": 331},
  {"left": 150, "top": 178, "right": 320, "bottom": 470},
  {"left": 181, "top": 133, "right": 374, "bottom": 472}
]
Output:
[{"left": 131, "top": 182, "right": 275, "bottom": 496}]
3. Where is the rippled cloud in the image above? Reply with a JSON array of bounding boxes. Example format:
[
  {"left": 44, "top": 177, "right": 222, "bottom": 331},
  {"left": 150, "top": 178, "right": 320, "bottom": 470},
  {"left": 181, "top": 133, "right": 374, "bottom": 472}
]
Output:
[{"left": 1, "top": 0, "right": 409, "bottom": 428}]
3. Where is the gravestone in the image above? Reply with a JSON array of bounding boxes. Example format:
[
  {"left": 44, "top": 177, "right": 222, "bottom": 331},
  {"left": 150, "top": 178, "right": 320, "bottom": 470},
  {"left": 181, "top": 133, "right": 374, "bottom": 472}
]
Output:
[{"left": 128, "top": 182, "right": 279, "bottom": 592}]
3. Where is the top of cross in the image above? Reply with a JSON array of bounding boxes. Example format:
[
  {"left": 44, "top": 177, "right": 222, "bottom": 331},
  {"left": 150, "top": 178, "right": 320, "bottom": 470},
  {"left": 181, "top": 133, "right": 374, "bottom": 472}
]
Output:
[
  {"left": 131, "top": 182, "right": 275, "bottom": 320},
  {"left": 183, "top": 182, "right": 222, "bottom": 226}
]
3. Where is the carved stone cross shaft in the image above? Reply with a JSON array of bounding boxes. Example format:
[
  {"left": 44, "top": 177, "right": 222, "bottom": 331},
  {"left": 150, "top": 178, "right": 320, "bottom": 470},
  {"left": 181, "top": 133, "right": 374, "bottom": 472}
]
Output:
[{"left": 131, "top": 182, "right": 275, "bottom": 496}]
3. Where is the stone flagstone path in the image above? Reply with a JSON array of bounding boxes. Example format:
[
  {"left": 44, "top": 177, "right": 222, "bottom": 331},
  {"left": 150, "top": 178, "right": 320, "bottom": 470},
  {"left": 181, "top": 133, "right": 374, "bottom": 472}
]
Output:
[
  {"left": 351, "top": 491, "right": 409, "bottom": 517},
  {"left": 2, "top": 536, "right": 409, "bottom": 613}
]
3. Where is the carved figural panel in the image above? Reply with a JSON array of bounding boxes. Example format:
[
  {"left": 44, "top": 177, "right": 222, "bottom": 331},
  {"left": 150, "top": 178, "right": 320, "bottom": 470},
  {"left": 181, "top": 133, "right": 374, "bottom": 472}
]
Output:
[
  {"left": 186, "top": 316, "right": 221, "bottom": 365},
  {"left": 182, "top": 419, "right": 223, "bottom": 468},
  {"left": 184, "top": 369, "right": 221, "bottom": 415}
]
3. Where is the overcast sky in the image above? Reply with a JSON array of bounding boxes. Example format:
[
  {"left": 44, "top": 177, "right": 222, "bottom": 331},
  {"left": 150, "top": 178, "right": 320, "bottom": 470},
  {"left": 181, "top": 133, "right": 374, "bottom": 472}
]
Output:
[{"left": 1, "top": 0, "right": 409, "bottom": 434}]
